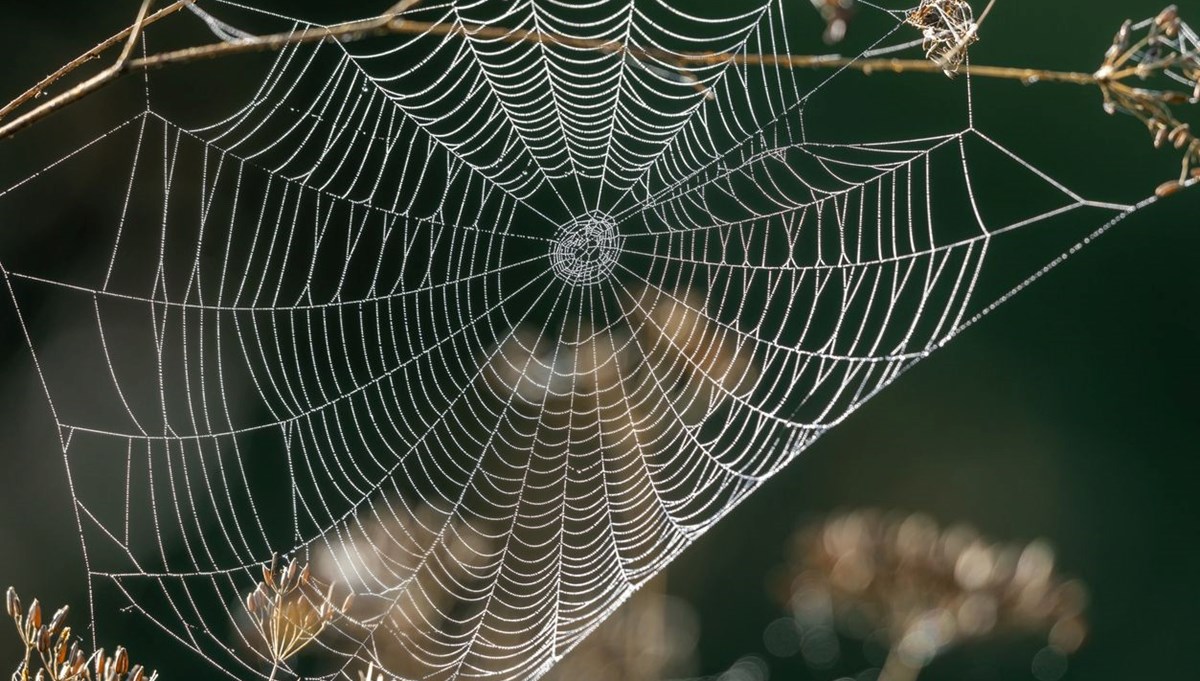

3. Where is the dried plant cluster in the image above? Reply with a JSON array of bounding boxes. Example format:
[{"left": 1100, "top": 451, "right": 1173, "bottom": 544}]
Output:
[
  {"left": 776, "top": 510, "right": 1087, "bottom": 678},
  {"left": 244, "top": 557, "right": 352, "bottom": 680},
  {"left": 1093, "top": 6, "right": 1200, "bottom": 195},
  {"left": 905, "top": 0, "right": 981, "bottom": 74},
  {"left": 6, "top": 588, "right": 157, "bottom": 681}
]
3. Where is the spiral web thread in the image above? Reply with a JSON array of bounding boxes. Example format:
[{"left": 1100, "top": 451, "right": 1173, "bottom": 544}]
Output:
[{"left": 0, "top": 1, "right": 1163, "bottom": 679}]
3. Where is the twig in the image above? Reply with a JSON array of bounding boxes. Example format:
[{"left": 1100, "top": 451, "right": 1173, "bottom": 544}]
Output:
[
  {"left": 0, "top": 1, "right": 191, "bottom": 123},
  {"left": 0, "top": 0, "right": 164, "bottom": 141},
  {"left": 0, "top": 3, "right": 1103, "bottom": 142},
  {"left": 116, "top": 0, "right": 157, "bottom": 67}
]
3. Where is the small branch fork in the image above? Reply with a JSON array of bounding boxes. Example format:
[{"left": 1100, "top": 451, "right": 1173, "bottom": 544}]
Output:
[{"left": 0, "top": 0, "right": 1103, "bottom": 143}]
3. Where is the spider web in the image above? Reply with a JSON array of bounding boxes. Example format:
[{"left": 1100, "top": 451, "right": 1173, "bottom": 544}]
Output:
[{"left": 0, "top": 1, "right": 1170, "bottom": 679}]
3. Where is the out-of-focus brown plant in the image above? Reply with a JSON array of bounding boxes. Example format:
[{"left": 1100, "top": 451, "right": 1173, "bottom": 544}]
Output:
[
  {"left": 773, "top": 510, "right": 1087, "bottom": 681},
  {"left": 6, "top": 587, "right": 158, "bottom": 681},
  {"left": 541, "top": 577, "right": 698, "bottom": 681},
  {"left": 810, "top": 0, "right": 857, "bottom": 45}
]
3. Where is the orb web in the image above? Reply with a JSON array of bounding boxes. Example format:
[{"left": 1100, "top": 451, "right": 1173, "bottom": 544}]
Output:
[
  {"left": 550, "top": 213, "right": 621, "bottom": 286},
  {"left": 0, "top": 1, "right": 1176, "bottom": 680}
]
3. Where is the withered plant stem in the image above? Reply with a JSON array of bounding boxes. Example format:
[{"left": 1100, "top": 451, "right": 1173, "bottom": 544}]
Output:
[
  {"left": 0, "top": 1, "right": 192, "bottom": 123},
  {"left": 0, "top": 3, "right": 1100, "bottom": 142}
]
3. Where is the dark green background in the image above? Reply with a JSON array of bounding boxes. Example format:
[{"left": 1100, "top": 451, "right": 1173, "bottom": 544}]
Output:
[{"left": 0, "top": 2, "right": 1196, "bottom": 680}]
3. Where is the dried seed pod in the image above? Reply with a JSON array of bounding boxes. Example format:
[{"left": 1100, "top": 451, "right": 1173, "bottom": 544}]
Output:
[
  {"left": 26, "top": 598, "right": 41, "bottom": 632},
  {"left": 1155, "top": 179, "right": 1183, "bottom": 197},
  {"left": 93, "top": 647, "right": 108, "bottom": 677},
  {"left": 1170, "top": 125, "right": 1192, "bottom": 149},
  {"left": 1156, "top": 5, "right": 1179, "bottom": 34},
  {"left": 1154, "top": 125, "right": 1170, "bottom": 148},
  {"left": 113, "top": 646, "right": 129, "bottom": 674},
  {"left": 49, "top": 605, "right": 68, "bottom": 634},
  {"left": 6, "top": 587, "right": 20, "bottom": 620},
  {"left": 264, "top": 555, "right": 278, "bottom": 588},
  {"left": 1114, "top": 19, "right": 1132, "bottom": 51}
]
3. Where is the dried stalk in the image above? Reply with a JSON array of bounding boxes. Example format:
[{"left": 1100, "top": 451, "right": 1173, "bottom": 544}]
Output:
[
  {"left": 0, "top": 1, "right": 193, "bottom": 123},
  {"left": 1, "top": 2, "right": 1101, "bottom": 143}
]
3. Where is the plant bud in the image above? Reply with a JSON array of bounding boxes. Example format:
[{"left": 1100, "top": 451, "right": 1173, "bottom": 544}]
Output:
[
  {"left": 93, "top": 648, "right": 108, "bottom": 677},
  {"left": 1115, "top": 19, "right": 1131, "bottom": 50},
  {"left": 1154, "top": 125, "right": 1170, "bottom": 148},
  {"left": 26, "top": 598, "right": 41, "bottom": 631},
  {"left": 1155, "top": 179, "right": 1183, "bottom": 197},
  {"left": 49, "top": 606, "right": 68, "bottom": 633},
  {"left": 1156, "top": 5, "right": 1178, "bottom": 31},
  {"left": 6, "top": 587, "right": 20, "bottom": 620}
]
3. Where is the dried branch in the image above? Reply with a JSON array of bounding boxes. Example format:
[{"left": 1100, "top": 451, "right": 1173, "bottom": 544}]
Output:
[
  {"left": 0, "top": 1, "right": 1098, "bottom": 143},
  {"left": 0, "top": 0, "right": 192, "bottom": 123},
  {"left": 1, "top": 1, "right": 1196, "bottom": 193}
]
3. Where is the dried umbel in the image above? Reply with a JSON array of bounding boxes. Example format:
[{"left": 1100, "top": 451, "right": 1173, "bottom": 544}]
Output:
[
  {"left": 5, "top": 586, "right": 158, "bottom": 681},
  {"left": 774, "top": 511, "right": 1087, "bottom": 677},
  {"left": 1094, "top": 5, "right": 1200, "bottom": 192},
  {"left": 905, "top": 0, "right": 981, "bottom": 74},
  {"left": 244, "top": 557, "right": 353, "bottom": 680}
]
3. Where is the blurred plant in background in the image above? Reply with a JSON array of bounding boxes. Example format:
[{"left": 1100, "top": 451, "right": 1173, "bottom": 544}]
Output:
[{"left": 760, "top": 510, "right": 1086, "bottom": 681}]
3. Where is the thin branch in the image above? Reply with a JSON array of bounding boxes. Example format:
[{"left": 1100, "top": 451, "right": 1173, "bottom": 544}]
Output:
[
  {"left": 0, "top": 4, "right": 1102, "bottom": 143},
  {"left": 0, "top": 1, "right": 192, "bottom": 123},
  {"left": 116, "top": 0, "right": 157, "bottom": 67}
]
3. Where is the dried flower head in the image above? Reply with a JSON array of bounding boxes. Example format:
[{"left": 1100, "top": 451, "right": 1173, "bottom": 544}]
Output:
[
  {"left": 5, "top": 586, "right": 158, "bottom": 681},
  {"left": 774, "top": 510, "right": 1087, "bottom": 675},
  {"left": 244, "top": 556, "right": 352, "bottom": 678},
  {"left": 906, "top": 0, "right": 980, "bottom": 74},
  {"left": 1095, "top": 5, "right": 1200, "bottom": 188}
]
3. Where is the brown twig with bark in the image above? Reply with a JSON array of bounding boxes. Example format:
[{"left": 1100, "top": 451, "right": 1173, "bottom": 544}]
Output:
[{"left": 0, "top": 0, "right": 1097, "bottom": 142}]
